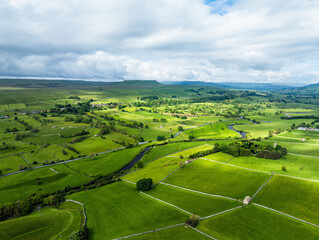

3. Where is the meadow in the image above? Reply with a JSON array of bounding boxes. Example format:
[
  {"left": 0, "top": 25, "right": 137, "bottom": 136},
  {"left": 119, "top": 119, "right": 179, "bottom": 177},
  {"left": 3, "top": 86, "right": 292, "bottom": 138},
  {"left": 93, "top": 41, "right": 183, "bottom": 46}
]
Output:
[{"left": 1, "top": 80, "right": 319, "bottom": 239}]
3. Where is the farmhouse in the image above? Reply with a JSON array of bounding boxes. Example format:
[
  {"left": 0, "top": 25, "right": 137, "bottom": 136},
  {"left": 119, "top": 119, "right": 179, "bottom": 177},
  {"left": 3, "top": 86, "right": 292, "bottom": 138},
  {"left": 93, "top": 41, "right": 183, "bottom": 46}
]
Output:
[{"left": 0, "top": 115, "right": 9, "bottom": 119}]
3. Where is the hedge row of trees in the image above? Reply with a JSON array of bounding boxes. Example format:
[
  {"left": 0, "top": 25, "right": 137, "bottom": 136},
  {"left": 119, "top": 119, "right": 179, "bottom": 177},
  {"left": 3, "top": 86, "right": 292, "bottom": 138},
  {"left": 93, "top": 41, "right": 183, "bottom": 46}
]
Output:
[
  {"left": 0, "top": 170, "right": 124, "bottom": 222},
  {"left": 189, "top": 141, "right": 287, "bottom": 160},
  {"left": 0, "top": 193, "right": 65, "bottom": 221}
]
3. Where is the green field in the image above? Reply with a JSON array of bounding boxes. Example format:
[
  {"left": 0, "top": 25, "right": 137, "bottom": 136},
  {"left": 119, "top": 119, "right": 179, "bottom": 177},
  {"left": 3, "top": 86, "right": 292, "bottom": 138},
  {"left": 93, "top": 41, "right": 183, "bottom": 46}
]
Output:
[
  {"left": 148, "top": 183, "right": 240, "bottom": 217},
  {"left": 68, "top": 181, "right": 188, "bottom": 239},
  {"left": 197, "top": 205, "right": 319, "bottom": 240},
  {"left": 123, "top": 144, "right": 214, "bottom": 183},
  {"left": 128, "top": 225, "right": 210, "bottom": 240},
  {"left": 1, "top": 80, "right": 319, "bottom": 240},
  {"left": 0, "top": 201, "right": 83, "bottom": 240},
  {"left": 164, "top": 159, "right": 271, "bottom": 200},
  {"left": 253, "top": 175, "right": 319, "bottom": 225}
]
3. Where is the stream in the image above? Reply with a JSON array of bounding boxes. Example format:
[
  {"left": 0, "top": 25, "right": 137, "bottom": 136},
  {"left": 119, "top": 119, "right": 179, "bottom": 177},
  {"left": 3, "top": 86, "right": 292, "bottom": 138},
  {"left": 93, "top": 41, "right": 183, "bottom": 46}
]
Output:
[
  {"left": 228, "top": 125, "right": 246, "bottom": 138},
  {"left": 117, "top": 146, "right": 151, "bottom": 173}
]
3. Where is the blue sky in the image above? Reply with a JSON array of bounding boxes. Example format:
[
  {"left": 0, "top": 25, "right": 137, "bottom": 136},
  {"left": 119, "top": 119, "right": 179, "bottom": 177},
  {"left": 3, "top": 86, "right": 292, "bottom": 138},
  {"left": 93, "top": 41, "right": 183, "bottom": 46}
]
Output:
[{"left": 0, "top": 0, "right": 319, "bottom": 84}]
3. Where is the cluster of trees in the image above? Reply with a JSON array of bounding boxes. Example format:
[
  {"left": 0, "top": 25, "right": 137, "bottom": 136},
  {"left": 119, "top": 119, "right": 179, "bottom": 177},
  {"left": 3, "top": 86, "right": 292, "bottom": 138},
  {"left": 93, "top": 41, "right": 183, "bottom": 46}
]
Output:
[
  {"left": 189, "top": 141, "right": 287, "bottom": 160},
  {"left": 157, "top": 135, "right": 166, "bottom": 141},
  {"left": 217, "top": 141, "right": 287, "bottom": 160},
  {"left": 14, "top": 117, "right": 37, "bottom": 131},
  {"left": 32, "top": 115, "right": 53, "bottom": 125},
  {"left": 0, "top": 170, "right": 124, "bottom": 222},
  {"left": 281, "top": 115, "right": 319, "bottom": 120},
  {"left": 51, "top": 101, "right": 93, "bottom": 115},
  {"left": 4, "top": 127, "right": 18, "bottom": 133},
  {"left": 0, "top": 193, "right": 65, "bottom": 221},
  {"left": 61, "top": 129, "right": 89, "bottom": 138},
  {"left": 70, "top": 136, "right": 88, "bottom": 144}
]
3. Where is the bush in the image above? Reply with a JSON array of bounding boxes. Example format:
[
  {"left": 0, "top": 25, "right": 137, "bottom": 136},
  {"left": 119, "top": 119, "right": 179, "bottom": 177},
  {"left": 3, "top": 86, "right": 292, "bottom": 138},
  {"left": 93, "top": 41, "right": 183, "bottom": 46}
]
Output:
[
  {"left": 137, "top": 161, "right": 144, "bottom": 168},
  {"left": 136, "top": 178, "right": 153, "bottom": 191},
  {"left": 32, "top": 161, "right": 38, "bottom": 165},
  {"left": 282, "top": 165, "right": 287, "bottom": 171},
  {"left": 70, "top": 226, "right": 89, "bottom": 240},
  {"left": 185, "top": 214, "right": 200, "bottom": 227}
]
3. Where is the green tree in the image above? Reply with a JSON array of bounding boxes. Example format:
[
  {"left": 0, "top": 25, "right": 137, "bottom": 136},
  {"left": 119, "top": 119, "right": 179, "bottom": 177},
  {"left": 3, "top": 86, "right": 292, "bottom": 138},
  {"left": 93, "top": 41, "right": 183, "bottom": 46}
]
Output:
[{"left": 136, "top": 178, "right": 153, "bottom": 191}]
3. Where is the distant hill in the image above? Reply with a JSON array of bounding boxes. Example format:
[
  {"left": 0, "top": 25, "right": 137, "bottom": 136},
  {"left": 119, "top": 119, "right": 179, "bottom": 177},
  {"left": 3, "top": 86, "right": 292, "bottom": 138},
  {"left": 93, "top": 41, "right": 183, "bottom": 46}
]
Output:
[
  {"left": 161, "top": 81, "right": 221, "bottom": 88},
  {"left": 219, "top": 82, "right": 293, "bottom": 90},
  {"left": 299, "top": 83, "right": 319, "bottom": 90},
  {"left": 161, "top": 81, "right": 293, "bottom": 90}
]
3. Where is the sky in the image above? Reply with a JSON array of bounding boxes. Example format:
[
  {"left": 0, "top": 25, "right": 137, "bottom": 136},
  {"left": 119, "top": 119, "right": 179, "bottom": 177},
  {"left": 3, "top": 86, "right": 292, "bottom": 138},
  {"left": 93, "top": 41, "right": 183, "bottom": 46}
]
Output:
[{"left": 0, "top": 0, "right": 319, "bottom": 84}]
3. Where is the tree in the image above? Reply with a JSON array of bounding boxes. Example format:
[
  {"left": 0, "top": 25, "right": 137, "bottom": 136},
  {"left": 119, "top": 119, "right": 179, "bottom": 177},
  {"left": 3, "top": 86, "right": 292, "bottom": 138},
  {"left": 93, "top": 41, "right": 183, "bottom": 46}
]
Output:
[
  {"left": 185, "top": 214, "right": 200, "bottom": 227},
  {"left": 0, "top": 169, "right": 2, "bottom": 176},
  {"left": 136, "top": 178, "right": 153, "bottom": 191},
  {"left": 178, "top": 126, "right": 183, "bottom": 131},
  {"left": 137, "top": 161, "right": 143, "bottom": 168},
  {"left": 188, "top": 135, "right": 195, "bottom": 140}
]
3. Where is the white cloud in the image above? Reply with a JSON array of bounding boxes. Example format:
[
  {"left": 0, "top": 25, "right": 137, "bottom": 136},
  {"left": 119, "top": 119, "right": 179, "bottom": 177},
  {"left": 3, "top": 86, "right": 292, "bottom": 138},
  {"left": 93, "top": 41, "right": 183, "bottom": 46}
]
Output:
[{"left": 0, "top": 0, "right": 319, "bottom": 84}]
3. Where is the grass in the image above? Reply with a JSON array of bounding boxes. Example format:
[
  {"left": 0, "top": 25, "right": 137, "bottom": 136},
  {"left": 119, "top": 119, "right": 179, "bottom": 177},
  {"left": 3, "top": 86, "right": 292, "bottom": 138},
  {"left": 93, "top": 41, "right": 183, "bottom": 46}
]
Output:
[
  {"left": 0, "top": 164, "right": 91, "bottom": 203},
  {"left": 184, "top": 122, "right": 240, "bottom": 139},
  {"left": 123, "top": 156, "right": 182, "bottom": 183},
  {"left": 197, "top": 204, "right": 319, "bottom": 240},
  {"left": 253, "top": 175, "right": 319, "bottom": 225},
  {"left": 0, "top": 201, "right": 83, "bottom": 240},
  {"left": 72, "top": 135, "right": 122, "bottom": 155},
  {"left": 140, "top": 142, "right": 205, "bottom": 164},
  {"left": 23, "top": 145, "right": 73, "bottom": 164},
  {"left": 67, "top": 146, "right": 143, "bottom": 176},
  {"left": 68, "top": 181, "right": 188, "bottom": 240},
  {"left": 203, "top": 152, "right": 233, "bottom": 163},
  {"left": 148, "top": 184, "right": 241, "bottom": 217},
  {"left": 0, "top": 155, "right": 26, "bottom": 174},
  {"left": 164, "top": 159, "right": 271, "bottom": 200},
  {"left": 123, "top": 145, "right": 215, "bottom": 183},
  {"left": 230, "top": 154, "right": 319, "bottom": 180},
  {"left": 235, "top": 118, "right": 314, "bottom": 138},
  {"left": 128, "top": 225, "right": 211, "bottom": 240}
]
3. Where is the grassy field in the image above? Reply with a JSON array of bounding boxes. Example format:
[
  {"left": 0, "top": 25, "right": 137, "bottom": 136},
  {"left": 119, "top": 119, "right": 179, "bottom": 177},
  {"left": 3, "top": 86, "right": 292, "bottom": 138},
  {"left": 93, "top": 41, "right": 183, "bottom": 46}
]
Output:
[
  {"left": 1, "top": 80, "right": 319, "bottom": 240},
  {"left": 140, "top": 142, "right": 205, "bottom": 164},
  {"left": 235, "top": 118, "right": 315, "bottom": 138},
  {"left": 0, "top": 164, "right": 92, "bottom": 203},
  {"left": 230, "top": 154, "right": 319, "bottom": 180},
  {"left": 0, "top": 201, "right": 83, "bottom": 240},
  {"left": 164, "top": 159, "right": 271, "bottom": 200},
  {"left": 128, "top": 225, "right": 210, "bottom": 240},
  {"left": 0, "top": 155, "right": 26, "bottom": 174},
  {"left": 148, "top": 183, "right": 240, "bottom": 217},
  {"left": 203, "top": 151, "right": 233, "bottom": 162},
  {"left": 184, "top": 122, "right": 240, "bottom": 139},
  {"left": 67, "top": 146, "right": 143, "bottom": 176},
  {"left": 253, "top": 175, "right": 319, "bottom": 225},
  {"left": 197, "top": 205, "right": 319, "bottom": 240},
  {"left": 123, "top": 145, "right": 214, "bottom": 183},
  {"left": 68, "top": 181, "right": 188, "bottom": 240}
]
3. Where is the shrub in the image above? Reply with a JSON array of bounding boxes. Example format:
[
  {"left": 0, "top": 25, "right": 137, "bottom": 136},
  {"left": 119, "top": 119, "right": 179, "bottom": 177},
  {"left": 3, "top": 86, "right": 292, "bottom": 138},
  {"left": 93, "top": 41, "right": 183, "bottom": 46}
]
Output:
[
  {"left": 32, "top": 161, "right": 38, "bottom": 165},
  {"left": 137, "top": 161, "right": 144, "bottom": 168},
  {"left": 136, "top": 178, "right": 153, "bottom": 191},
  {"left": 185, "top": 215, "right": 200, "bottom": 227},
  {"left": 70, "top": 226, "right": 89, "bottom": 240},
  {"left": 282, "top": 165, "right": 287, "bottom": 171}
]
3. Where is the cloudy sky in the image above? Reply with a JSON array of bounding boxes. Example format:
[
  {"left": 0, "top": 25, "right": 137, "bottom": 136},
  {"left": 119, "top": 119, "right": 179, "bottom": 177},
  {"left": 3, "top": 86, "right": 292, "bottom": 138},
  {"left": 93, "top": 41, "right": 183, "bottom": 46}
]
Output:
[{"left": 1, "top": 0, "right": 319, "bottom": 84}]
